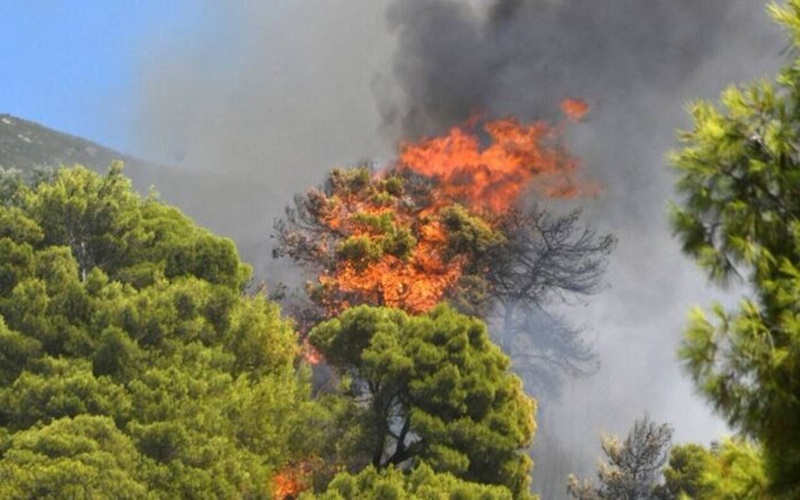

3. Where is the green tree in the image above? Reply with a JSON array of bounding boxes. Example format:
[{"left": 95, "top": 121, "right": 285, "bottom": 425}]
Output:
[
  {"left": 6, "top": 162, "right": 248, "bottom": 288},
  {"left": 0, "top": 415, "right": 148, "bottom": 500},
  {"left": 567, "top": 415, "right": 673, "bottom": 500},
  {"left": 669, "top": 1, "right": 800, "bottom": 494},
  {"left": 302, "top": 463, "right": 515, "bottom": 500},
  {"left": 661, "top": 439, "right": 768, "bottom": 500},
  {"left": 308, "top": 305, "right": 537, "bottom": 498},
  {"left": 659, "top": 443, "right": 714, "bottom": 499},
  {"left": 0, "top": 164, "right": 328, "bottom": 498},
  {"left": 0, "top": 167, "right": 25, "bottom": 207},
  {"left": 0, "top": 357, "right": 132, "bottom": 431}
]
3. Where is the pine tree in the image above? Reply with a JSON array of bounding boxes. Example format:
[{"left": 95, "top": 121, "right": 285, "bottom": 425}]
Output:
[{"left": 670, "top": 1, "right": 800, "bottom": 494}]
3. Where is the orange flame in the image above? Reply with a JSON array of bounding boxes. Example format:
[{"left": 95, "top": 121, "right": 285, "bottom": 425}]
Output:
[
  {"left": 270, "top": 460, "right": 316, "bottom": 499},
  {"left": 560, "top": 98, "right": 589, "bottom": 122},
  {"left": 308, "top": 177, "right": 465, "bottom": 316},
  {"left": 301, "top": 338, "right": 323, "bottom": 365},
  {"left": 299, "top": 101, "right": 594, "bottom": 318},
  {"left": 320, "top": 223, "right": 464, "bottom": 315},
  {"left": 398, "top": 106, "right": 590, "bottom": 213}
]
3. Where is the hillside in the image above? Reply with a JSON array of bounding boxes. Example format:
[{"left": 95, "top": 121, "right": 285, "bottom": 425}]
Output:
[
  {"left": 0, "top": 114, "right": 153, "bottom": 175},
  {"left": 0, "top": 113, "right": 283, "bottom": 283}
]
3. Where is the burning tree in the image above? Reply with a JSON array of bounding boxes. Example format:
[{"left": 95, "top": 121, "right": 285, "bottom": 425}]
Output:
[
  {"left": 274, "top": 166, "right": 481, "bottom": 317},
  {"left": 274, "top": 107, "right": 614, "bottom": 395}
]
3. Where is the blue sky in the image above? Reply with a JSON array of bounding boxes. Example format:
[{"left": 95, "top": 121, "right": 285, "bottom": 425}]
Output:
[{"left": 0, "top": 2, "right": 212, "bottom": 154}]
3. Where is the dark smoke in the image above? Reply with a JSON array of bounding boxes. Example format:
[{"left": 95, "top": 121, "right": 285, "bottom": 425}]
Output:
[
  {"left": 132, "top": 0, "right": 783, "bottom": 496},
  {"left": 378, "top": 0, "right": 761, "bottom": 138}
]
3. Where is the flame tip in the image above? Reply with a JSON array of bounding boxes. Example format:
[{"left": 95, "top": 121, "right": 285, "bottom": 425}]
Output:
[{"left": 560, "top": 98, "right": 590, "bottom": 122}]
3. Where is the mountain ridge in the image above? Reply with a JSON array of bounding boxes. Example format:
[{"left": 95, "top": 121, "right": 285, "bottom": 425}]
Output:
[{"left": 0, "top": 113, "right": 153, "bottom": 175}]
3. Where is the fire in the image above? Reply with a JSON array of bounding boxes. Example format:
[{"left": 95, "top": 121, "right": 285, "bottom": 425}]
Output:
[
  {"left": 301, "top": 338, "right": 322, "bottom": 365},
  {"left": 270, "top": 460, "right": 317, "bottom": 499},
  {"left": 320, "top": 224, "right": 464, "bottom": 315},
  {"left": 279, "top": 100, "right": 593, "bottom": 320},
  {"left": 560, "top": 98, "right": 589, "bottom": 122},
  {"left": 271, "top": 473, "right": 303, "bottom": 499},
  {"left": 398, "top": 103, "right": 590, "bottom": 213},
  {"left": 306, "top": 171, "right": 466, "bottom": 316}
]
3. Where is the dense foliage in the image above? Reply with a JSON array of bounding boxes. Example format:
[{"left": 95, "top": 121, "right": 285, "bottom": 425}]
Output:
[
  {"left": 301, "top": 464, "right": 514, "bottom": 500},
  {"left": 0, "top": 164, "right": 545, "bottom": 498},
  {"left": 0, "top": 164, "right": 327, "bottom": 498},
  {"left": 661, "top": 439, "right": 768, "bottom": 499},
  {"left": 669, "top": 0, "right": 800, "bottom": 494},
  {"left": 308, "top": 305, "right": 537, "bottom": 498}
]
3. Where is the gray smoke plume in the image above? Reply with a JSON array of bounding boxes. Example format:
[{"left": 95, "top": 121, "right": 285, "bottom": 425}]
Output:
[
  {"left": 132, "top": 0, "right": 396, "bottom": 284},
  {"left": 132, "top": 0, "right": 784, "bottom": 496},
  {"left": 373, "top": 0, "right": 783, "bottom": 495}
]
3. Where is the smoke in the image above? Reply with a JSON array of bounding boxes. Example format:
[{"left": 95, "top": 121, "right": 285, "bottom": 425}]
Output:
[
  {"left": 132, "top": 0, "right": 784, "bottom": 495},
  {"left": 132, "top": 0, "right": 396, "bottom": 284},
  {"left": 373, "top": 0, "right": 783, "bottom": 494}
]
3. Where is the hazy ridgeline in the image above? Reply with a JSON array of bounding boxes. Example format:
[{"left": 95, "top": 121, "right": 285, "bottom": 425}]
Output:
[{"left": 128, "top": 1, "right": 784, "bottom": 495}]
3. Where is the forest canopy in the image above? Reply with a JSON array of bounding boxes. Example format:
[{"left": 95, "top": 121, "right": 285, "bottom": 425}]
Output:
[
  {"left": 0, "top": 165, "right": 328, "bottom": 498},
  {"left": 0, "top": 164, "right": 537, "bottom": 498}
]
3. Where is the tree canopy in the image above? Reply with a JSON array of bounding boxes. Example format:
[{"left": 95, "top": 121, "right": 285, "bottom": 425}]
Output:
[
  {"left": 567, "top": 415, "right": 673, "bottom": 500},
  {"left": 302, "top": 464, "right": 515, "bottom": 500},
  {"left": 0, "top": 164, "right": 328, "bottom": 498},
  {"left": 661, "top": 439, "right": 768, "bottom": 500},
  {"left": 274, "top": 166, "right": 487, "bottom": 317},
  {"left": 308, "top": 305, "right": 537, "bottom": 498},
  {"left": 669, "top": 0, "right": 800, "bottom": 494},
  {"left": 0, "top": 163, "right": 550, "bottom": 498},
  {"left": 0, "top": 415, "right": 147, "bottom": 499}
]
